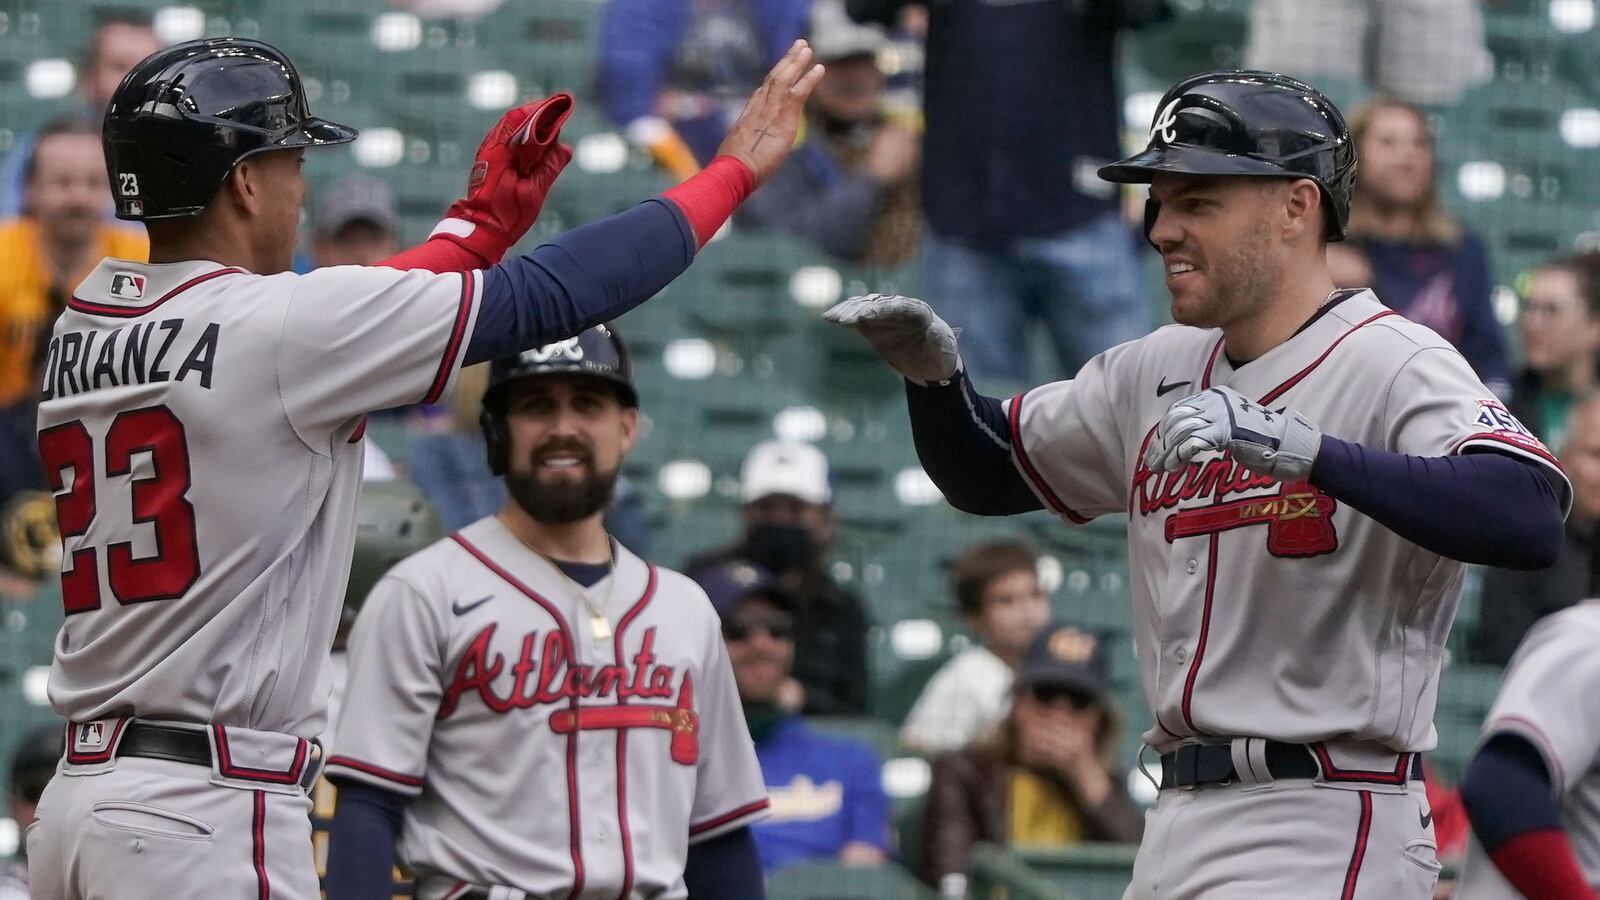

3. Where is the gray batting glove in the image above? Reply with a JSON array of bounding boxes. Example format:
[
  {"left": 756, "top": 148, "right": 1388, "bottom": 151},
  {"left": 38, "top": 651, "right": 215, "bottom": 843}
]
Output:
[
  {"left": 1144, "top": 385, "right": 1323, "bottom": 482},
  {"left": 823, "top": 293, "right": 960, "bottom": 385}
]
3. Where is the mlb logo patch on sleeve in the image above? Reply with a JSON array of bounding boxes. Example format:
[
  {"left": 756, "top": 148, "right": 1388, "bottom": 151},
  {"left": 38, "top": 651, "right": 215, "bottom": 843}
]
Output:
[{"left": 110, "top": 272, "right": 147, "bottom": 300}]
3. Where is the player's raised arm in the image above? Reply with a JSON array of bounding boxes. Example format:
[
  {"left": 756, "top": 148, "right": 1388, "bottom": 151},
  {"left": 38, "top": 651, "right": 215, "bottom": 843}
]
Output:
[
  {"left": 458, "top": 40, "right": 826, "bottom": 366},
  {"left": 825, "top": 294, "right": 1045, "bottom": 515}
]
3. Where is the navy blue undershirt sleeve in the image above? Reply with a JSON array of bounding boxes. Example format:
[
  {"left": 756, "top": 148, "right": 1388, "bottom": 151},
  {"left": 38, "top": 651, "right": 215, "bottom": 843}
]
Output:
[
  {"left": 465, "top": 199, "right": 696, "bottom": 365},
  {"left": 324, "top": 780, "right": 406, "bottom": 900},
  {"left": 683, "top": 826, "right": 765, "bottom": 899},
  {"left": 1460, "top": 733, "right": 1563, "bottom": 853},
  {"left": 904, "top": 370, "right": 1042, "bottom": 515},
  {"left": 1309, "top": 435, "right": 1563, "bottom": 569}
]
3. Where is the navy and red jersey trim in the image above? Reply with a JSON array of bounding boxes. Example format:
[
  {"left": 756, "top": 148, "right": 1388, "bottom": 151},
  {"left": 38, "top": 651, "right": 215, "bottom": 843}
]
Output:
[
  {"left": 1178, "top": 533, "right": 1221, "bottom": 733},
  {"left": 1486, "top": 715, "right": 1567, "bottom": 790},
  {"left": 1007, "top": 390, "right": 1092, "bottom": 524},
  {"left": 423, "top": 271, "right": 475, "bottom": 405},
  {"left": 1454, "top": 432, "right": 1562, "bottom": 469},
  {"left": 1340, "top": 790, "right": 1374, "bottom": 900},
  {"left": 212, "top": 725, "right": 309, "bottom": 785},
  {"left": 324, "top": 755, "right": 424, "bottom": 788},
  {"left": 451, "top": 533, "right": 586, "bottom": 899},
  {"left": 1198, "top": 309, "right": 1399, "bottom": 401},
  {"left": 68, "top": 267, "right": 245, "bottom": 318},
  {"left": 689, "top": 798, "right": 771, "bottom": 837},
  {"left": 1310, "top": 744, "right": 1413, "bottom": 785},
  {"left": 610, "top": 564, "right": 659, "bottom": 900},
  {"left": 252, "top": 790, "right": 270, "bottom": 900}
]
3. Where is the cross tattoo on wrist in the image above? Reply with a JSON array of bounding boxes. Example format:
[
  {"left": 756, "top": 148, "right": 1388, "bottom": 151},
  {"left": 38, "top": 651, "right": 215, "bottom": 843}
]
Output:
[{"left": 750, "top": 124, "right": 777, "bottom": 152}]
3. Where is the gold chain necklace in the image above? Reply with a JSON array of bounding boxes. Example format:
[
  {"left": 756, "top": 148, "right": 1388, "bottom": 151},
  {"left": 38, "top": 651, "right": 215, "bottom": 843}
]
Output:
[{"left": 529, "top": 537, "right": 618, "bottom": 641}]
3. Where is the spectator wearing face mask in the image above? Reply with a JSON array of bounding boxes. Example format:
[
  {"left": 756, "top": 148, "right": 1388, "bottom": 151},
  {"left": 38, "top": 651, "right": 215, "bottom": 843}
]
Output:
[{"left": 687, "top": 440, "right": 872, "bottom": 715}]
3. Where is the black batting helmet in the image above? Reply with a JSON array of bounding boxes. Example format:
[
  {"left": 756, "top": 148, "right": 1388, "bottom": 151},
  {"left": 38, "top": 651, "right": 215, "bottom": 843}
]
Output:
[
  {"left": 103, "top": 38, "right": 358, "bottom": 221},
  {"left": 480, "top": 325, "right": 637, "bottom": 476},
  {"left": 1099, "top": 70, "right": 1356, "bottom": 241},
  {"left": 342, "top": 480, "right": 443, "bottom": 632}
]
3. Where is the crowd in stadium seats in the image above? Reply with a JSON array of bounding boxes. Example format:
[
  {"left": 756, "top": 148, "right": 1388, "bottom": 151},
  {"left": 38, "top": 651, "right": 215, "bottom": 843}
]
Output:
[{"left": 5, "top": 0, "right": 1600, "bottom": 898}]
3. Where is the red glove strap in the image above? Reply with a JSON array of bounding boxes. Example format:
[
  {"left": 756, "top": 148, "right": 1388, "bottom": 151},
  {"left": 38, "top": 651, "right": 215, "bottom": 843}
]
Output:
[
  {"left": 660, "top": 156, "right": 755, "bottom": 248},
  {"left": 1490, "top": 828, "right": 1600, "bottom": 900},
  {"left": 377, "top": 237, "right": 492, "bottom": 273}
]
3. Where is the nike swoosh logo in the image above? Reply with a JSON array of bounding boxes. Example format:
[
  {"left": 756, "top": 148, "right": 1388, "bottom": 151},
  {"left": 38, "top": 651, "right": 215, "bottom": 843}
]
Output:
[
  {"left": 1157, "top": 378, "right": 1192, "bottom": 397},
  {"left": 1420, "top": 810, "right": 1432, "bottom": 829},
  {"left": 451, "top": 595, "right": 494, "bottom": 616}
]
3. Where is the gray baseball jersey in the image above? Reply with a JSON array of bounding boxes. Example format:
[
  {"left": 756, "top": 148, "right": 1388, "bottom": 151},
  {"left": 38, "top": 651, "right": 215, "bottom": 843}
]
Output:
[
  {"left": 1008, "top": 289, "right": 1569, "bottom": 755},
  {"left": 37, "top": 259, "right": 480, "bottom": 738},
  {"left": 326, "top": 516, "right": 769, "bottom": 899},
  {"left": 1457, "top": 600, "right": 1600, "bottom": 898}
]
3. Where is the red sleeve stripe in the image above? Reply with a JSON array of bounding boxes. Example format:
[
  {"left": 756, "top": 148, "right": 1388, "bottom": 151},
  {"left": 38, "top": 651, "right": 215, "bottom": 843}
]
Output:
[
  {"left": 324, "top": 755, "right": 424, "bottom": 788},
  {"left": 1453, "top": 432, "right": 1563, "bottom": 469},
  {"left": 689, "top": 798, "right": 770, "bottom": 836},
  {"left": 423, "top": 270, "right": 475, "bottom": 405},
  {"left": 68, "top": 267, "right": 245, "bottom": 318},
  {"left": 1006, "top": 391, "right": 1092, "bottom": 524}
]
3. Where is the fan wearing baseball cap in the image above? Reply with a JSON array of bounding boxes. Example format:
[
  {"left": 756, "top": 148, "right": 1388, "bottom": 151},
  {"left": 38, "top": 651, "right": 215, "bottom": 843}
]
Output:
[
  {"left": 686, "top": 440, "right": 871, "bottom": 715},
  {"left": 916, "top": 622, "right": 1143, "bottom": 896}
]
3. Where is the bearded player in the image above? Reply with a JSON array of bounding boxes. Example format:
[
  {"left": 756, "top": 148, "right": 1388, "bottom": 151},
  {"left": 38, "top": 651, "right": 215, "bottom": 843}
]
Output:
[
  {"left": 828, "top": 70, "right": 1568, "bottom": 898},
  {"left": 324, "top": 326, "right": 769, "bottom": 900},
  {"left": 28, "top": 37, "right": 819, "bottom": 900}
]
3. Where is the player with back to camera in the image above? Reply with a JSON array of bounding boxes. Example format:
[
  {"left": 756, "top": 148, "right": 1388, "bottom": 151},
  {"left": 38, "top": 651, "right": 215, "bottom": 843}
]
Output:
[
  {"left": 27, "top": 36, "right": 821, "bottom": 900},
  {"left": 828, "top": 70, "right": 1569, "bottom": 898}
]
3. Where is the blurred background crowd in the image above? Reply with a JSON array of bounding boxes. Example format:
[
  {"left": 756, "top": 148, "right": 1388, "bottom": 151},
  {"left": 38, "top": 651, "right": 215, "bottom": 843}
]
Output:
[{"left": 0, "top": 0, "right": 1596, "bottom": 897}]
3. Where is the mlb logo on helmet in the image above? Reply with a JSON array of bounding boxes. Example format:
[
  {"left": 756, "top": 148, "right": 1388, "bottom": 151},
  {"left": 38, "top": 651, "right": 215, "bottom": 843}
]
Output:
[{"left": 110, "top": 272, "right": 147, "bottom": 300}]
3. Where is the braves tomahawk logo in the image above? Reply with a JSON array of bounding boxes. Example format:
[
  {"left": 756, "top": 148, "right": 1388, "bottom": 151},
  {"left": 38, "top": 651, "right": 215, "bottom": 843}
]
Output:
[
  {"left": 1133, "top": 427, "right": 1339, "bottom": 558},
  {"left": 438, "top": 624, "right": 699, "bottom": 764}
]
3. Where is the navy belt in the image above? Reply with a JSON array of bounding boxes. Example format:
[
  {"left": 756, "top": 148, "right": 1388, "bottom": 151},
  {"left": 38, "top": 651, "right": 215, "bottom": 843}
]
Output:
[{"left": 1159, "top": 741, "right": 1423, "bottom": 790}]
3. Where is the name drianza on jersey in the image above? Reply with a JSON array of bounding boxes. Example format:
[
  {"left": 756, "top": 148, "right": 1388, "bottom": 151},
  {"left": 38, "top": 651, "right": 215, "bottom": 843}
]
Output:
[{"left": 40, "top": 320, "right": 221, "bottom": 400}]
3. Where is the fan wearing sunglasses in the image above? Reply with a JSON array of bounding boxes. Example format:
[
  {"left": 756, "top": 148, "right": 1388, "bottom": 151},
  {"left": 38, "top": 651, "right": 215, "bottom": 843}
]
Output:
[
  {"left": 698, "top": 560, "right": 892, "bottom": 874},
  {"left": 917, "top": 622, "right": 1141, "bottom": 896}
]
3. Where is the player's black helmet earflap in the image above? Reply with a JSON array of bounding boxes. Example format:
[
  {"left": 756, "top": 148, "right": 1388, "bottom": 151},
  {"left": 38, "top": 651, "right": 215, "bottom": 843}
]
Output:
[
  {"left": 1100, "top": 70, "right": 1356, "bottom": 242},
  {"left": 342, "top": 481, "right": 443, "bottom": 632},
  {"left": 103, "top": 37, "right": 358, "bottom": 221},
  {"left": 480, "top": 325, "right": 638, "bottom": 477}
]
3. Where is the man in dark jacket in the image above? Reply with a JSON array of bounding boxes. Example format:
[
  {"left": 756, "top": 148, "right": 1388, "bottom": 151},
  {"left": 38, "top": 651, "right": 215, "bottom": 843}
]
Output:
[{"left": 846, "top": 0, "right": 1168, "bottom": 385}]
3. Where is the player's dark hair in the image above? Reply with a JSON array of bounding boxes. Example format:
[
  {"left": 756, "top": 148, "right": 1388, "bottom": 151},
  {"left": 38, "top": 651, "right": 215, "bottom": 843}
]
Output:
[
  {"left": 949, "top": 539, "right": 1039, "bottom": 618},
  {"left": 23, "top": 116, "right": 101, "bottom": 184}
]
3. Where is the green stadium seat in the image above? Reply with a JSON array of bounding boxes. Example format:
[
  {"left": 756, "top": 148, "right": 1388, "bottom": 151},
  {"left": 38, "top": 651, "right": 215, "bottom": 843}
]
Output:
[{"left": 765, "top": 861, "right": 938, "bottom": 900}]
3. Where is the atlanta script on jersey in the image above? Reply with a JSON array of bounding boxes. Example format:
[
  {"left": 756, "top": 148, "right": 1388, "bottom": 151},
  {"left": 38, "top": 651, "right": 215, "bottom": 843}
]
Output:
[
  {"left": 1006, "top": 289, "right": 1568, "bottom": 757},
  {"left": 326, "top": 517, "right": 768, "bottom": 899}
]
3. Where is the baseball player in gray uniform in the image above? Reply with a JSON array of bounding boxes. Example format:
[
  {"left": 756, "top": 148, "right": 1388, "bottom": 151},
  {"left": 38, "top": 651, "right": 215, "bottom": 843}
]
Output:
[
  {"left": 828, "top": 70, "right": 1571, "bottom": 899},
  {"left": 324, "top": 327, "right": 769, "bottom": 900},
  {"left": 27, "top": 37, "right": 819, "bottom": 900},
  {"left": 1456, "top": 598, "right": 1600, "bottom": 899}
]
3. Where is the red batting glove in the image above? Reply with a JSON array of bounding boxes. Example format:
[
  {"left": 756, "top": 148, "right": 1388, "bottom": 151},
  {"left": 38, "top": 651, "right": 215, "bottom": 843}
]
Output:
[{"left": 429, "top": 92, "right": 576, "bottom": 263}]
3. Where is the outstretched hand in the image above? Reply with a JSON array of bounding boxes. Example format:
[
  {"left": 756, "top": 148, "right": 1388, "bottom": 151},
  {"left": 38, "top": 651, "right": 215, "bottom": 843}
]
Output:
[
  {"left": 824, "top": 293, "right": 961, "bottom": 385},
  {"left": 716, "top": 40, "right": 826, "bottom": 186}
]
